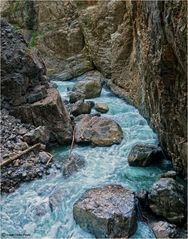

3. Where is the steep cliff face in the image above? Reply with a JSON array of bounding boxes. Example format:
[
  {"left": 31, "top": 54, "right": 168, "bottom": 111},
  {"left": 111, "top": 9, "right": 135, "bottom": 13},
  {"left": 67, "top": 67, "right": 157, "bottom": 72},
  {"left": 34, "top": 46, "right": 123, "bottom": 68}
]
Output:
[
  {"left": 1, "top": 1, "right": 187, "bottom": 177},
  {"left": 1, "top": 0, "right": 94, "bottom": 77},
  {"left": 109, "top": 1, "right": 187, "bottom": 178},
  {"left": 1, "top": 20, "right": 73, "bottom": 144}
]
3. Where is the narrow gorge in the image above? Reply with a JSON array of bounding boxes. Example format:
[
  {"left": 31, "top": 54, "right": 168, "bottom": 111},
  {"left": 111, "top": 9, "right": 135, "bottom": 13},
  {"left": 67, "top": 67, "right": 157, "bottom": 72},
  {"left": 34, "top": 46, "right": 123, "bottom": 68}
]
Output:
[{"left": 0, "top": 1, "right": 187, "bottom": 239}]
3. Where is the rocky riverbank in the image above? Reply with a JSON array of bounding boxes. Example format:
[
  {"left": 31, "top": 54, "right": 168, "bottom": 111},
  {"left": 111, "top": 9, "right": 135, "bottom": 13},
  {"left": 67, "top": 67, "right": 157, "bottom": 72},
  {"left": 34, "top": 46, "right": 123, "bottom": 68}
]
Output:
[
  {"left": 0, "top": 19, "right": 73, "bottom": 192},
  {"left": 1, "top": 19, "right": 73, "bottom": 144},
  {"left": 0, "top": 109, "right": 52, "bottom": 193}
]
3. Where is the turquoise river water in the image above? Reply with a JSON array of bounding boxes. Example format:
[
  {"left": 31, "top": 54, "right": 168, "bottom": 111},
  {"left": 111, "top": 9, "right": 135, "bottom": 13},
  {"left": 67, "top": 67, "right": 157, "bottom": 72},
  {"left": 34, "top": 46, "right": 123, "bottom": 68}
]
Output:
[{"left": 1, "top": 77, "right": 172, "bottom": 238}]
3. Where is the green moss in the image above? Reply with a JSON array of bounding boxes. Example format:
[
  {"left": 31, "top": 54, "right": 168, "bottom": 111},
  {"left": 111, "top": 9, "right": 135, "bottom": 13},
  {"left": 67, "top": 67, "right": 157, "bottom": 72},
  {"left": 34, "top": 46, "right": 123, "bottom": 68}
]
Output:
[{"left": 28, "top": 31, "right": 38, "bottom": 48}]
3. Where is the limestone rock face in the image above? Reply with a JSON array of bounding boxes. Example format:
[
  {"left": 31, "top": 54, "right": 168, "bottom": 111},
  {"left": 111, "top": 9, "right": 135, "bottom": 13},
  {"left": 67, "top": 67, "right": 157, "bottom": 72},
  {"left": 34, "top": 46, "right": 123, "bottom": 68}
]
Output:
[
  {"left": 148, "top": 178, "right": 186, "bottom": 224},
  {"left": 73, "top": 184, "right": 137, "bottom": 238},
  {"left": 1, "top": 20, "right": 72, "bottom": 144},
  {"left": 1, "top": 0, "right": 94, "bottom": 77},
  {"left": 75, "top": 115, "right": 123, "bottom": 146},
  {"left": 78, "top": 0, "right": 187, "bottom": 178},
  {"left": 75, "top": 1, "right": 127, "bottom": 78},
  {"left": 108, "top": 1, "right": 187, "bottom": 178}
]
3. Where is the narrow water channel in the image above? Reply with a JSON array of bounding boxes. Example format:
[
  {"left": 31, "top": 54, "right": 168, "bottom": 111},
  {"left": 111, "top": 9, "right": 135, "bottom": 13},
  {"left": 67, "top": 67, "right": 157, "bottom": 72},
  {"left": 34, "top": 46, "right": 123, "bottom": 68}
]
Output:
[{"left": 1, "top": 76, "right": 172, "bottom": 238}]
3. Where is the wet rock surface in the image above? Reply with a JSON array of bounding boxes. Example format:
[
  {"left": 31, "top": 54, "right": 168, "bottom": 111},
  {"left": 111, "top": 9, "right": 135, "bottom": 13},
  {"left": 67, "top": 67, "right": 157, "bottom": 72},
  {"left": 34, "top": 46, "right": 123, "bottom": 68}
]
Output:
[
  {"left": 0, "top": 109, "right": 52, "bottom": 193},
  {"left": 148, "top": 178, "right": 186, "bottom": 224},
  {"left": 128, "top": 144, "right": 164, "bottom": 167},
  {"left": 73, "top": 184, "right": 137, "bottom": 238},
  {"left": 74, "top": 114, "right": 123, "bottom": 146}
]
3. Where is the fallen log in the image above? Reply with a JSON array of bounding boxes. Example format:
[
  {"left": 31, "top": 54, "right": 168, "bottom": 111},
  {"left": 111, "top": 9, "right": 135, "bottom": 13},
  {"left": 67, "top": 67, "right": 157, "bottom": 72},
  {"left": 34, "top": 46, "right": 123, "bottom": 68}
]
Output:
[
  {"left": 0, "top": 143, "right": 41, "bottom": 168},
  {"left": 68, "top": 126, "right": 75, "bottom": 160}
]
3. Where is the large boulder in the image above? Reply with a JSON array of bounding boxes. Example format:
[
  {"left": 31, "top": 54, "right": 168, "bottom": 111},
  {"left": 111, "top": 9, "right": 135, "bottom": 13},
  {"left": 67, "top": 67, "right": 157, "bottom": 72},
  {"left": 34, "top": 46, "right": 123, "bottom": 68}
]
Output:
[
  {"left": 128, "top": 144, "right": 163, "bottom": 166},
  {"left": 70, "top": 100, "right": 93, "bottom": 116},
  {"left": 73, "top": 184, "right": 137, "bottom": 238},
  {"left": 72, "top": 79, "right": 102, "bottom": 99},
  {"left": 148, "top": 178, "right": 186, "bottom": 224},
  {"left": 12, "top": 88, "right": 73, "bottom": 144},
  {"left": 95, "top": 102, "right": 109, "bottom": 113},
  {"left": 74, "top": 114, "right": 123, "bottom": 146}
]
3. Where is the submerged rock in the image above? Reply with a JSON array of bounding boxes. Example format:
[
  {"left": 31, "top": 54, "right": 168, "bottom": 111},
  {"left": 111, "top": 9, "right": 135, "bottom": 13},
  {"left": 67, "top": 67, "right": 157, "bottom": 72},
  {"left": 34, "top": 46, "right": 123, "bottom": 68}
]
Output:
[
  {"left": 49, "top": 188, "right": 64, "bottom": 211},
  {"left": 73, "top": 79, "right": 102, "bottom": 99},
  {"left": 74, "top": 114, "right": 123, "bottom": 146},
  {"left": 128, "top": 144, "right": 163, "bottom": 166},
  {"left": 62, "top": 154, "right": 85, "bottom": 178},
  {"left": 73, "top": 184, "right": 137, "bottom": 238},
  {"left": 95, "top": 102, "right": 109, "bottom": 113},
  {"left": 151, "top": 221, "right": 179, "bottom": 238},
  {"left": 148, "top": 178, "right": 186, "bottom": 224}
]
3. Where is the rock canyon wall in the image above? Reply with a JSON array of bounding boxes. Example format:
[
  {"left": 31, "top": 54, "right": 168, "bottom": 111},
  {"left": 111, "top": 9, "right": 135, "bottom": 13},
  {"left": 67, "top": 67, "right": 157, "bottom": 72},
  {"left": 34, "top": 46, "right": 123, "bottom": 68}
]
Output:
[
  {"left": 1, "top": 20, "right": 73, "bottom": 144},
  {"left": 1, "top": 0, "right": 187, "bottom": 177}
]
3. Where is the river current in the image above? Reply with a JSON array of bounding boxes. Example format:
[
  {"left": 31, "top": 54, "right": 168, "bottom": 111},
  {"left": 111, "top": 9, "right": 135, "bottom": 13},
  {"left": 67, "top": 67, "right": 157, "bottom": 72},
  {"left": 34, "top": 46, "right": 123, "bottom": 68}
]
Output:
[{"left": 1, "top": 77, "right": 172, "bottom": 238}]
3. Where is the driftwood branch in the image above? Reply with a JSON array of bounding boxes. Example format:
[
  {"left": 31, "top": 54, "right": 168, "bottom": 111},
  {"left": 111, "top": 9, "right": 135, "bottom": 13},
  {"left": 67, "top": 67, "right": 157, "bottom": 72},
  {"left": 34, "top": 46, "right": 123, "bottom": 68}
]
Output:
[
  {"left": 0, "top": 143, "right": 41, "bottom": 168},
  {"left": 46, "top": 152, "right": 53, "bottom": 165},
  {"left": 68, "top": 126, "right": 75, "bottom": 160}
]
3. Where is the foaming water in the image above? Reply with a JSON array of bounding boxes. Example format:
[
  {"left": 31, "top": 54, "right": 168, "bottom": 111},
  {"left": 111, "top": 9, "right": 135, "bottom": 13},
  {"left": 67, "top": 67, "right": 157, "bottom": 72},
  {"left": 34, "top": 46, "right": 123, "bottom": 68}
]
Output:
[{"left": 1, "top": 79, "right": 172, "bottom": 238}]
